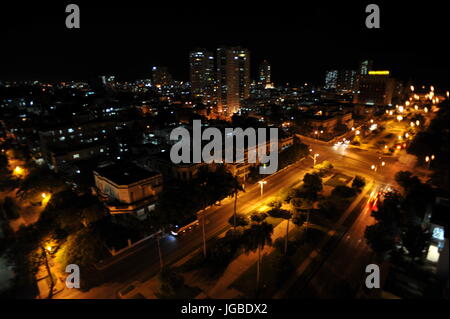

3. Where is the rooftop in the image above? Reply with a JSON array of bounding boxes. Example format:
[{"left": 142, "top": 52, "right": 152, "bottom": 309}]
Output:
[{"left": 95, "top": 162, "right": 160, "bottom": 185}]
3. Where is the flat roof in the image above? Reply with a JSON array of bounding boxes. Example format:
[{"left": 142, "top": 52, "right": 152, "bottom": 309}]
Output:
[{"left": 95, "top": 162, "right": 160, "bottom": 185}]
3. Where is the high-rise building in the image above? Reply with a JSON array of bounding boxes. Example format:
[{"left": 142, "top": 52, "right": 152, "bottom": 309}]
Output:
[
  {"left": 337, "top": 70, "right": 357, "bottom": 91},
  {"left": 325, "top": 70, "right": 357, "bottom": 91},
  {"left": 189, "top": 49, "right": 215, "bottom": 104},
  {"left": 152, "top": 66, "right": 172, "bottom": 87},
  {"left": 353, "top": 70, "right": 396, "bottom": 106},
  {"left": 216, "top": 47, "right": 250, "bottom": 115},
  {"left": 359, "top": 59, "right": 373, "bottom": 75},
  {"left": 325, "top": 70, "right": 338, "bottom": 90},
  {"left": 258, "top": 60, "right": 272, "bottom": 88}
]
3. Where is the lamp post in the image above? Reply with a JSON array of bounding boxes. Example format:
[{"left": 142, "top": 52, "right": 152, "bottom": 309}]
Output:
[
  {"left": 258, "top": 181, "right": 267, "bottom": 197},
  {"left": 41, "top": 245, "right": 54, "bottom": 299},
  {"left": 309, "top": 153, "right": 319, "bottom": 168},
  {"left": 425, "top": 155, "right": 435, "bottom": 169}
]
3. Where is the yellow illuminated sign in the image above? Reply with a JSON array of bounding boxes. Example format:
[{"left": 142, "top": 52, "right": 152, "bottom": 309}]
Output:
[{"left": 368, "top": 70, "right": 390, "bottom": 75}]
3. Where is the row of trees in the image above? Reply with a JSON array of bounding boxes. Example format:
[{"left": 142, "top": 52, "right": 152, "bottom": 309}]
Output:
[
  {"left": 408, "top": 100, "right": 449, "bottom": 190},
  {"left": 365, "top": 171, "right": 435, "bottom": 261}
]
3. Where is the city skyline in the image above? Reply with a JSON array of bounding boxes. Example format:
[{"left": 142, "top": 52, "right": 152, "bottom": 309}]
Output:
[
  {"left": 0, "top": 0, "right": 448, "bottom": 304},
  {"left": 0, "top": 2, "right": 448, "bottom": 87}
]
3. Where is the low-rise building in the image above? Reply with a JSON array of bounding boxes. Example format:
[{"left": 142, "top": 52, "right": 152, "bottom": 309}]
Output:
[
  {"left": 306, "top": 111, "right": 354, "bottom": 133},
  {"left": 93, "top": 162, "right": 163, "bottom": 219}
]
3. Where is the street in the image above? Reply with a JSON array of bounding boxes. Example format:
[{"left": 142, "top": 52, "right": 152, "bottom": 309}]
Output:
[{"left": 56, "top": 135, "right": 412, "bottom": 299}]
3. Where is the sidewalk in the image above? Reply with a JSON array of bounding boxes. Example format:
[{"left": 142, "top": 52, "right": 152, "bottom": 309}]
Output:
[
  {"left": 273, "top": 180, "right": 373, "bottom": 298},
  {"left": 35, "top": 264, "right": 65, "bottom": 299}
]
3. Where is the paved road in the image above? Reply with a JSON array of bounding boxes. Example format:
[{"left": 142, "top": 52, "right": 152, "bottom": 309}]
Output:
[
  {"left": 57, "top": 139, "right": 411, "bottom": 299},
  {"left": 297, "top": 187, "right": 378, "bottom": 298}
]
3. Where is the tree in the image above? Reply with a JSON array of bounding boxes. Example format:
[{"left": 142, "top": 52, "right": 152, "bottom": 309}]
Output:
[
  {"left": 15, "top": 167, "right": 65, "bottom": 201},
  {"left": 228, "top": 213, "right": 249, "bottom": 229},
  {"left": 250, "top": 212, "right": 268, "bottom": 224},
  {"left": 56, "top": 227, "right": 110, "bottom": 271},
  {"left": 372, "top": 191, "right": 403, "bottom": 225},
  {"left": 268, "top": 208, "right": 292, "bottom": 255},
  {"left": 302, "top": 173, "right": 323, "bottom": 195},
  {"left": 352, "top": 175, "right": 366, "bottom": 190},
  {"left": 394, "top": 171, "right": 420, "bottom": 192},
  {"left": 403, "top": 225, "right": 430, "bottom": 261},
  {"left": 0, "top": 153, "right": 8, "bottom": 172},
  {"left": 230, "top": 177, "right": 244, "bottom": 231},
  {"left": 364, "top": 223, "right": 397, "bottom": 256},
  {"left": 242, "top": 221, "right": 274, "bottom": 295},
  {"left": 292, "top": 211, "right": 305, "bottom": 227}
]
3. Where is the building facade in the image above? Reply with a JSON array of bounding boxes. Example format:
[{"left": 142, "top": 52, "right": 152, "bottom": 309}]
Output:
[
  {"left": 94, "top": 162, "right": 163, "bottom": 219},
  {"left": 216, "top": 47, "right": 250, "bottom": 116},
  {"left": 353, "top": 71, "right": 396, "bottom": 106},
  {"left": 189, "top": 49, "right": 216, "bottom": 105}
]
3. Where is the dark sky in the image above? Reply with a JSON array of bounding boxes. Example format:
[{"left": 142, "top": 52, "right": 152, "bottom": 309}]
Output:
[{"left": 0, "top": 1, "right": 448, "bottom": 88}]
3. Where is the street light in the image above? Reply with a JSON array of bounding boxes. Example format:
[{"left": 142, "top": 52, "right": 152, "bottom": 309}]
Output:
[
  {"left": 258, "top": 181, "right": 267, "bottom": 197},
  {"left": 425, "top": 155, "right": 435, "bottom": 169},
  {"left": 309, "top": 153, "right": 319, "bottom": 168},
  {"left": 13, "top": 166, "right": 23, "bottom": 176}
]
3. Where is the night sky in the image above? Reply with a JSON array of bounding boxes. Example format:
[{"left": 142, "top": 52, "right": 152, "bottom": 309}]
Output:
[{"left": 0, "top": 1, "right": 448, "bottom": 87}]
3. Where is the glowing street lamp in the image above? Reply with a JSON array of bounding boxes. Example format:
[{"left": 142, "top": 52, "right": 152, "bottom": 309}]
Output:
[
  {"left": 410, "top": 122, "right": 415, "bottom": 127},
  {"left": 425, "top": 155, "right": 435, "bottom": 169},
  {"left": 414, "top": 105, "right": 419, "bottom": 110},
  {"left": 258, "top": 181, "right": 267, "bottom": 197},
  {"left": 371, "top": 164, "right": 377, "bottom": 172},
  {"left": 410, "top": 85, "right": 414, "bottom": 92},
  {"left": 13, "top": 166, "right": 24, "bottom": 177},
  {"left": 416, "top": 120, "right": 420, "bottom": 126},
  {"left": 397, "top": 115, "right": 403, "bottom": 121},
  {"left": 309, "top": 153, "right": 319, "bottom": 168}
]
